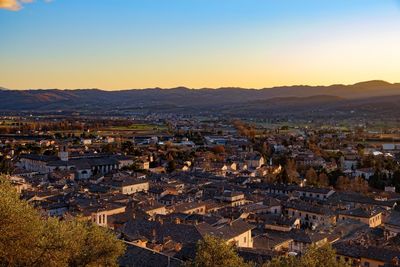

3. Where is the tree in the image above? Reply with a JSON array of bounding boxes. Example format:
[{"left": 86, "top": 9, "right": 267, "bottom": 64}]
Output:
[
  {"left": 285, "top": 159, "right": 300, "bottom": 184},
  {"left": 369, "top": 170, "right": 385, "bottom": 190},
  {"left": 317, "top": 173, "right": 329, "bottom": 188},
  {"left": 391, "top": 170, "right": 400, "bottom": 193},
  {"left": 210, "top": 145, "right": 225, "bottom": 154},
  {"left": 167, "top": 160, "right": 176, "bottom": 173},
  {"left": 306, "top": 168, "right": 318, "bottom": 186},
  {"left": 189, "top": 235, "right": 251, "bottom": 267},
  {"left": 121, "top": 141, "right": 135, "bottom": 155},
  {"left": 0, "top": 176, "right": 125, "bottom": 266},
  {"left": 349, "top": 176, "right": 369, "bottom": 194},
  {"left": 101, "top": 143, "right": 118, "bottom": 154},
  {"left": 0, "top": 157, "right": 14, "bottom": 174},
  {"left": 265, "top": 244, "right": 349, "bottom": 267},
  {"left": 335, "top": 176, "right": 350, "bottom": 191}
]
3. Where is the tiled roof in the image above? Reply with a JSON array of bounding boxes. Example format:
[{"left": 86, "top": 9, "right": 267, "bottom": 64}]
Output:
[{"left": 119, "top": 243, "right": 183, "bottom": 267}]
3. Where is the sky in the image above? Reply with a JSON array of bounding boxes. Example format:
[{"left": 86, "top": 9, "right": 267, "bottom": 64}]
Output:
[{"left": 1, "top": 0, "right": 400, "bottom": 90}]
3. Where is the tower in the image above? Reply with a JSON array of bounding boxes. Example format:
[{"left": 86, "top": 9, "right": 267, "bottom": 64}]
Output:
[{"left": 58, "top": 144, "right": 69, "bottom": 162}]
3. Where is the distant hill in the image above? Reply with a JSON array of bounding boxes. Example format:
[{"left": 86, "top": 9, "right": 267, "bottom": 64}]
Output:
[{"left": 1, "top": 81, "right": 400, "bottom": 118}]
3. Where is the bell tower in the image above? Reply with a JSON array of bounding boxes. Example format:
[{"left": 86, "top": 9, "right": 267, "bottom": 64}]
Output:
[{"left": 58, "top": 144, "right": 69, "bottom": 162}]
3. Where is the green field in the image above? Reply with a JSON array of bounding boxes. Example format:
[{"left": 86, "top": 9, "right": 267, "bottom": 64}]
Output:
[{"left": 106, "top": 123, "right": 167, "bottom": 131}]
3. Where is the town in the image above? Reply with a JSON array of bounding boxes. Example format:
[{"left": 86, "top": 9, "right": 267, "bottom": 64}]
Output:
[{"left": 1, "top": 114, "right": 400, "bottom": 266}]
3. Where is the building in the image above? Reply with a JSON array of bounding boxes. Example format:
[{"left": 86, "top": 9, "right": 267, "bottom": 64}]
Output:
[
  {"left": 295, "top": 187, "right": 336, "bottom": 200},
  {"left": 384, "top": 211, "right": 400, "bottom": 238},
  {"left": 112, "top": 179, "right": 149, "bottom": 195},
  {"left": 285, "top": 201, "right": 337, "bottom": 228},
  {"left": 90, "top": 204, "right": 127, "bottom": 227},
  {"left": 245, "top": 153, "right": 265, "bottom": 169},
  {"left": 215, "top": 191, "right": 246, "bottom": 207},
  {"left": 338, "top": 208, "right": 383, "bottom": 228},
  {"left": 171, "top": 202, "right": 206, "bottom": 215},
  {"left": 19, "top": 150, "right": 133, "bottom": 179}
]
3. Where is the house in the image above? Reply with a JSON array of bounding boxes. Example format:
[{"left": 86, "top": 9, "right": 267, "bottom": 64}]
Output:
[
  {"left": 263, "top": 197, "right": 282, "bottom": 215},
  {"left": 295, "top": 187, "right": 336, "bottom": 200},
  {"left": 285, "top": 201, "right": 337, "bottom": 228},
  {"left": 264, "top": 184, "right": 297, "bottom": 196},
  {"left": 294, "top": 152, "right": 326, "bottom": 168},
  {"left": 260, "top": 214, "right": 300, "bottom": 232},
  {"left": 238, "top": 203, "right": 270, "bottom": 219},
  {"left": 340, "top": 155, "right": 359, "bottom": 171},
  {"left": 384, "top": 211, "right": 400, "bottom": 238},
  {"left": 245, "top": 153, "right": 265, "bottom": 169},
  {"left": 89, "top": 203, "right": 127, "bottom": 227},
  {"left": 120, "top": 243, "right": 183, "bottom": 267},
  {"left": 9, "top": 175, "right": 31, "bottom": 193},
  {"left": 82, "top": 139, "right": 92, "bottom": 145},
  {"left": 215, "top": 191, "right": 246, "bottom": 207},
  {"left": 159, "top": 194, "right": 181, "bottom": 206},
  {"left": 171, "top": 202, "right": 206, "bottom": 215},
  {"left": 200, "top": 219, "right": 255, "bottom": 248},
  {"left": 106, "top": 137, "right": 115, "bottom": 143},
  {"left": 138, "top": 160, "right": 150, "bottom": 170},
  {"left": 337, "top": 208, "right": 383, "bottom": 228},
  {"left": 354, "top": 168, "right": 375, "bottom": 180},
  {"left": 122, "top": 217, "right": 255, "bottom": 254},
  {"left": 263, "top": 229, "right": 329, "bottom": 254},
  {"left": 112, "top": 178, "right": 149, "bottom": 195},
  {"left": 39, "top": 201, "right": 69, "bottom": 217},
  {"left": 143, "top": 203, "right": 167, "bottom": 217},
  {"left": 334, "top": 242, "right": 400, "bottom": 267},
  {"left": 288, "top": 229, "right": 329, "bottom": 254},
  {"left": 253, "top": 232, "right": 293, "bottom": 252}
]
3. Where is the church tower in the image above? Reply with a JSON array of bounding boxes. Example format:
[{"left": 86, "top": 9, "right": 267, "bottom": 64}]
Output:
[{"left": 58, "top": 144, "right": 69, "bottom": 162}]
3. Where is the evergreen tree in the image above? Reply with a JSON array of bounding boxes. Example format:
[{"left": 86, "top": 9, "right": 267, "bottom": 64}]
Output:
[{"left": 0, "top": 176, "right": 125, "bottom": 266}]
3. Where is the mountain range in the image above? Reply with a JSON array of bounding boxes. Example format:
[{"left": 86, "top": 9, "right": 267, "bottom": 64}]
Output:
[{"left": 1, "top": 80, "right": 400, "bottom": 118}]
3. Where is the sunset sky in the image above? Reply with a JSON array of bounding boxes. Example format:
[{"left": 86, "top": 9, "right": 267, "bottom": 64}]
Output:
[{"left": 1, "top": 0, "right": 400, "bottom": 90}]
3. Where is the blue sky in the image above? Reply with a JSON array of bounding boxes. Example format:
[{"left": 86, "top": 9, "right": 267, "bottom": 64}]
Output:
[{"left": 1, "top": 0, "right": 400, "bottom": 89}]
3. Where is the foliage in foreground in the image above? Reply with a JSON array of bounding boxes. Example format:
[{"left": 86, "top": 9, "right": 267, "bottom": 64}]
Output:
[
  {"left": 189, "top": 235, "right": 349, "bottom": 267},
  {"left": 0, "top": 176, "right": 125, "bottom": 267},
  {"left": 189, "top": 235, "right": 252, "bottom": 267},
  {"left": 266, "top": 244, "right": 350, "bottom": 267}
]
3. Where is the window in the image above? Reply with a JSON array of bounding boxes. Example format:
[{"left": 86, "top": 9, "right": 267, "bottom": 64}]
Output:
[{"left": 244, "top": 237, "right": 246, "bottom": 243}]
